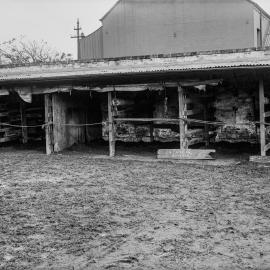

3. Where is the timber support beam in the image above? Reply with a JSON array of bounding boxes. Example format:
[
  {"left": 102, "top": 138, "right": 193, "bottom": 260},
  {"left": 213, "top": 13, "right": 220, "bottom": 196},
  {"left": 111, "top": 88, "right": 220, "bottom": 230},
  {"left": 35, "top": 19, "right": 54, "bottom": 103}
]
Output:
[
  {"left": 44, "top": 94, "right": 54, "bottom": 155},
  {"left": 20, "top": 102, "right": 28, "bottom": 144},
  {"left": 108, "top": 92, "right": 116, "bottom": 157},
  {"left": 178, "top": 85, "right": 188, "bottom": 149},
  {"left": 158, "top": 84, "right": 215, "bottom": 160},
  {"left": 250, "top": 79, "right": 270, "bottom": 162},
  {"left": 259, "top": 79, "right": 267, "bottom": 156}
]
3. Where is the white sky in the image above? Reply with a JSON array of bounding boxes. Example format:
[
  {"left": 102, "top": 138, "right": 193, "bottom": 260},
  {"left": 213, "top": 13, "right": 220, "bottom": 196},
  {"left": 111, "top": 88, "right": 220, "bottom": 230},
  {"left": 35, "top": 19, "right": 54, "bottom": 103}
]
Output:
[{"left": 0, "top": 0, "right": 270, "bottom": 58}]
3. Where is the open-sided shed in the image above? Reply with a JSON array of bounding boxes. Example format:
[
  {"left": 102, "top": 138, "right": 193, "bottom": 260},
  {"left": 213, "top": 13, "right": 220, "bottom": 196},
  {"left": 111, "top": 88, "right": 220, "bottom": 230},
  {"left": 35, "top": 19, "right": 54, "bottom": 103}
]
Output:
[{"left": 0, "top": 48, "right": 269, "bottom": 159}]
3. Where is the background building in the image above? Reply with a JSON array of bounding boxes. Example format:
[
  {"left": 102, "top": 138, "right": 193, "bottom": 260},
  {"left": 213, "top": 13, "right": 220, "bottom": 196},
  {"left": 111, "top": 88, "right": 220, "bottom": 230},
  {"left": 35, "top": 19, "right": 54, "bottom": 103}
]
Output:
[{"left": 79, "top": 0, "right": 270, "bottom": 60}]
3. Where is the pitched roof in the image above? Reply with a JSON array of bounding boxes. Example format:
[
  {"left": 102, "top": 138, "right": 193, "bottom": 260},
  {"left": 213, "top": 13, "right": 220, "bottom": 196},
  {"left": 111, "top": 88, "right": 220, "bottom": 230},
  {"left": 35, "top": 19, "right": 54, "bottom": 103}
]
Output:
[
  {"left": 83, "top": 26, "right": 102, "bottom": 39},
  {"left": 100, "top": 0, "right": 121, "bottom": 21},
  {"left": 247, "top": 0, "right": 270, "bottom": 19},
  {"left": 100, "top": 0, "right": 270, "bottom": 22}
]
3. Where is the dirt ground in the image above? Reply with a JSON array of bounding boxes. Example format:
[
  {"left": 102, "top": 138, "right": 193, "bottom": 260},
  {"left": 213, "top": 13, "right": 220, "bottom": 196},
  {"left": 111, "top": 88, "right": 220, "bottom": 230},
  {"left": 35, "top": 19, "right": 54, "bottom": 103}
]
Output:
[{"left": 0, "top": 147, "right": 270, "bottom": 270}]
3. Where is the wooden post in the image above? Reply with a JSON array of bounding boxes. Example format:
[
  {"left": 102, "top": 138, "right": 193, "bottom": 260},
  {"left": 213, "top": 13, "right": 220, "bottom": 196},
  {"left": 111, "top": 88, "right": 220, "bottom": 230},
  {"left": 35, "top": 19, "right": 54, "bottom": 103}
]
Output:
[
  {"left": 178, "top": 86, "right": 187, "bottom": 149},
  {"left": 203, "top": 101, "right": 210, "bottom": 147},
  {"left": 108, "top": 92, "right": 115, "bottom": 157},
  {"left": 44, "top": 94, "right": 54, "bottom": 155},
  {"left": 259, "top": 79, "right": 266, "bottom": 157},
  {"left": 249, "top": 79, "right": 270, "bottom": 161},
  {"left": 149, "top": 123, "right": 154, "bottom": 143},
  {"left": 20, "top": 102, "right": 28, "bottom": 144},
  {"left": 148, "top": 100, "right": 154, "bottom": 143}
]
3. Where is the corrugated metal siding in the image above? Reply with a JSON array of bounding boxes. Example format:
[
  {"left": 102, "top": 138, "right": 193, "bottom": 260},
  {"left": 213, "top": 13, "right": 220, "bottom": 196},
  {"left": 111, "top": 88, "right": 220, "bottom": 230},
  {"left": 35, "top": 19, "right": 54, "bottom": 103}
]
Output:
[
  {"left": 102, "top": 0, "right": 255, "bottom": 58},
  {"left": 253, "top": 9, "right": 270, "bottom": 47},
  {"left": 79, "top": 27, "right": 103, "bottom": 60}
]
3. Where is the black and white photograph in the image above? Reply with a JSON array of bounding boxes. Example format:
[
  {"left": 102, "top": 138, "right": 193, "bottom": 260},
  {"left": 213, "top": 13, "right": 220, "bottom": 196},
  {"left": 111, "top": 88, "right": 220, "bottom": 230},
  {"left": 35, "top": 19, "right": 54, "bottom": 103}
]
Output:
[{"left": 0, "top": 0, "right": 270, "bottom": 269}]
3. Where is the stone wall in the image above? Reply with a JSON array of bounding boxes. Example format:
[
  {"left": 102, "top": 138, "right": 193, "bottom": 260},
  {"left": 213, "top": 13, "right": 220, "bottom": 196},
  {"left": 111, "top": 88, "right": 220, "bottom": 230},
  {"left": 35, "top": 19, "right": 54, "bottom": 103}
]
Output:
[
  {"left": 101, "top": 89, "right": 205, "bottom": 144},
  {"left": 214, "top": 86, "right": 260, "bottom": 143}
]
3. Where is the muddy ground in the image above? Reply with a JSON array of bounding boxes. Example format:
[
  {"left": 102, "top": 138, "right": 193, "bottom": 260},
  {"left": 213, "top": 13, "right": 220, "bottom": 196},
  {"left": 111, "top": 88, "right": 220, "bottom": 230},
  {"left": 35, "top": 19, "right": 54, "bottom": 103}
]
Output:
[{"left": 0, "top": 147, "right": 270, "bottom": 269}]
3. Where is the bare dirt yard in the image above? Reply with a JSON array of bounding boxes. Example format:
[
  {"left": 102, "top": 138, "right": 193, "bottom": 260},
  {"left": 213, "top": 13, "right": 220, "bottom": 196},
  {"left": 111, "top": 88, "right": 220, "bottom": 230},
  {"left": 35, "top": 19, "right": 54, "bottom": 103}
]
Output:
[{"left": 0, "top": 148, "right": 270, "bottom": 269}]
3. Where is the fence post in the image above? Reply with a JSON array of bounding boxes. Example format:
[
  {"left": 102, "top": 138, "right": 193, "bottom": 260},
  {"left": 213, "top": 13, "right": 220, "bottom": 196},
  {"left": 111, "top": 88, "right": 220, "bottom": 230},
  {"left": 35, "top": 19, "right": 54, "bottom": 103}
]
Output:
[
  {"left": 178, "top": 85, "right": 187, "bottom": 149},
  {"left": 259, "top": 79, "right": 266, "bottom": 157},
  {"left": 44, "top": 94, "right": 54, "bottom": 155},
  {"left": 108, "top": 91, "right": 115, "bottom": 157}
]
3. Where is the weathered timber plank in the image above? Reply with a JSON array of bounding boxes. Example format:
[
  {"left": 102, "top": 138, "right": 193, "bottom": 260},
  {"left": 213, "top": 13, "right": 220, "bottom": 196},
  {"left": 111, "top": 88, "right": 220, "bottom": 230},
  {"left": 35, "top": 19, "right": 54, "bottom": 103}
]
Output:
[
  {"left": 203, "top": 98, "right": 210, "bottom": 147},
  {"left": 188, "top": 138, "right": 205, "bottom": 146},
  {"left": 178, "top": 86, "right": 188, "bottom": 149},
  {"left": 157, "top": 149, "right": 216, "bottom": 160},
  {"left": 114, "top": 118, "right": 179, "bottom": 122},
  {"left": 186, "top": 109, "right": 202, "bottom": 116},
  {"left": 259, "top": 79, "right": 266, "bottom": 156},
  {"left": 20, "top": 102, "right": 28, "bottom": 144},
  {"left": 0, "top": 136, "right": 18, "bottom": 143},
  {"left": 265, "top": 143, "right": 270, "bottom": 152},
  {"left": 108, "top": 92, "right": 115, "bottom": 157},
  {"left": 44, "top": 94, "right": 54, "bottom": 155},
  {"left": 186, "top": 128, "right": 204, "bottom": 136},
  {"left": 90, "top": 84, "right": 164, "bottom": 92},
  {"left": 250, "top": 156, "right": 270, "bottom": 163},
  {"left": 165, "top": 79, "right": 222, "bottom": 88}
]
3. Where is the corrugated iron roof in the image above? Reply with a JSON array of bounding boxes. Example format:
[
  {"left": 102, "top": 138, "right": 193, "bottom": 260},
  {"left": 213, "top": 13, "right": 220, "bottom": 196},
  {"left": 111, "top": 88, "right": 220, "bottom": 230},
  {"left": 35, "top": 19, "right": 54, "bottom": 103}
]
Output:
[{"left": 1, "top": 48, "right": 270, "bottom": 85}]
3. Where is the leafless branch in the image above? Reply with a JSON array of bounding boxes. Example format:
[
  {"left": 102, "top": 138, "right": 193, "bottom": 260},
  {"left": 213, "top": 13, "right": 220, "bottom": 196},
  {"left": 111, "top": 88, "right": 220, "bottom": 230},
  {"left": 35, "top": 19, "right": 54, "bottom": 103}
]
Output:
[{"left": 0, "top": 37, "right": 73, "bottom": 65}]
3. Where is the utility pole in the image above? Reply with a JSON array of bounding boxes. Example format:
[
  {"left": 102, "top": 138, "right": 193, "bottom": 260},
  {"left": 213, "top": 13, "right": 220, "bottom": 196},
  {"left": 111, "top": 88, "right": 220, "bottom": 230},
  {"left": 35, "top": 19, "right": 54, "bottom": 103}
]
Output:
[{"left": 71, "top": 19, "right": 82, "bottom": 60}]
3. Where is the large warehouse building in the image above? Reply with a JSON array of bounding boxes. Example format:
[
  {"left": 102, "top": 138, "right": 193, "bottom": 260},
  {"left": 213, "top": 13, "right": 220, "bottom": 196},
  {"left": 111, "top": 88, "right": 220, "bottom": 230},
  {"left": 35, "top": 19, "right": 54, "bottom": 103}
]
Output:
[{"left": 79, "top": 0, "right": 270, "bottom": 59}]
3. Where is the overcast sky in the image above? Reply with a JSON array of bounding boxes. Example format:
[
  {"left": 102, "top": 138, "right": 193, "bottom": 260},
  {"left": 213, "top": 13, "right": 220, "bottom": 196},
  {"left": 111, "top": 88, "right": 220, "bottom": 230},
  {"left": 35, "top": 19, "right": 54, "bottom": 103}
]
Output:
[{"left": 0, "top": 0, "right": 270, "bottom": 58}]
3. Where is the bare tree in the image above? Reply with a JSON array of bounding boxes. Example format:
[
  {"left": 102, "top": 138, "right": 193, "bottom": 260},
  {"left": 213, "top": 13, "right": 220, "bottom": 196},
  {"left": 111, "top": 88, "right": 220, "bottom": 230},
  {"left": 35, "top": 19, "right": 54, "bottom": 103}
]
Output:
[{"left": 0, "top": 37, "right": 72, "bottom": 65}]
